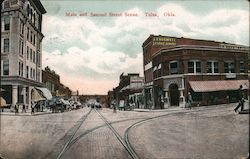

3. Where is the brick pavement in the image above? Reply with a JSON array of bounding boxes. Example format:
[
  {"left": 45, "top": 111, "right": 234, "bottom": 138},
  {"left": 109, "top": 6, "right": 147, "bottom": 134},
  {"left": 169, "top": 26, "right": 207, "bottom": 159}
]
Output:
[{"left": 0, "top": 103, "right": 249, "bottom": 159}]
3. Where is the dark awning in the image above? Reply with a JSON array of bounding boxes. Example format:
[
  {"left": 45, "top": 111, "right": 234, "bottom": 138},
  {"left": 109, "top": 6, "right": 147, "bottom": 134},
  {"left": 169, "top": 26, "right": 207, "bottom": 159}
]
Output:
[{"left": 189, "top": 80, "right": 249, "bottom": 92}]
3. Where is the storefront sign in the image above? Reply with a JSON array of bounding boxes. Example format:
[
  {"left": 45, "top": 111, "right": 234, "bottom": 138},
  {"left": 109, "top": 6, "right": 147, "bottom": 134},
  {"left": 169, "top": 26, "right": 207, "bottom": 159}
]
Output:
[{"left": 152, "top": 36, "right": 176, "bottom": 46}]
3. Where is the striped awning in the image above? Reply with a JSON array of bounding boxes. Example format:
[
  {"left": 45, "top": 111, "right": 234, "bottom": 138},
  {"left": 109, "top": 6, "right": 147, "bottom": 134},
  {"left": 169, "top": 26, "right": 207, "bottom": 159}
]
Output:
[
  {"left": 32, "top": 89, "right": 46, "bottom": 102},
  {"left": 189, "top": 80, "right": 249, "bottom": 92}
]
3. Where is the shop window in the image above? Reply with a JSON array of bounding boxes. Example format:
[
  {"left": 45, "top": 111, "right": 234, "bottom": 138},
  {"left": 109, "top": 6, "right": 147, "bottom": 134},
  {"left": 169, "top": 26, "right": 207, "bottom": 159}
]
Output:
[
  {"left": 188, "top": 60, "right": 201, "bottom": 73},
  {"left": 4, "top": 39, "right": 10, "bottom": 52},
  {"left": 4, "top": 17, "right": 10, "bottom": 31},
  {"left": 192, "top": 92, "right": 202, "bottom": 101},
  {"left": 169, "top": 61, "right": 178, "bottom": 75},
  {"left": 224, "top": 61, "right": 235, "bottom": 73},
  {"left": 239, "top": 61, "right": 245, "bottom": 73},
  {"left": 207, "top": 61, "right": 219, "bottom": 73},
  {"left": 3, "top": 60, "right": 9, "bottom": 75}
]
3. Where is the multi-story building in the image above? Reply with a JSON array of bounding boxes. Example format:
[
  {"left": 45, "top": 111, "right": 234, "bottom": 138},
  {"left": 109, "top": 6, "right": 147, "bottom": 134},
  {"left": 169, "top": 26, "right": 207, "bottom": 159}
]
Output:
[
  {"left": 1, "top": 0, "right": 47, "bottom": 109},
  {"left": 42, "top": 66, "right": 72, "bottom": 98},
  {"left": 143, "top": 35, "right": 249, "bottom": 109},
  {"left": 112, "top": 73, "right": 144, "bottom": 109}
]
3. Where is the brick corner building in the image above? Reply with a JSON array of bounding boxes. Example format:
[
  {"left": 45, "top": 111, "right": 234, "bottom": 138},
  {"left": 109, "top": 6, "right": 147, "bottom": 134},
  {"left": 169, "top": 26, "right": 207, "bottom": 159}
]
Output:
[{"left": 142, "top": 34, "right": 249, "bottom": 109}]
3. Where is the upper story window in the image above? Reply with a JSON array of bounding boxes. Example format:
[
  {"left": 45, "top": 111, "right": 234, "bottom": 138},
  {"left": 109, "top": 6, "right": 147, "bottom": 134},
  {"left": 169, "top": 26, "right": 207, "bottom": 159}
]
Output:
[
  {"left": 169, "top": 61, "right": 179, "bottom": 75},
  {"left": 224, "top": 61, "right": 235, "bottom": 73},
  {"left": 19, "top": 40, "right": 24, "bottom": 55},
  {"left": 4, "top": 17, "right": 10, "bottom": 31},
  {"left": 27, "top": 46, "right": 29, "bottom": 60},
  {"left": 207, "top": 61, "right": 219, "bottom": 73},
  {"left": 20, "top": 21, "right": 24, "bottom": 35},
  {"left": 188, "top": 60, "right": 201, "bottom": 73},
  {"left": 33, "top": 51, "right": 36, "bottom": 63},
  {"left": 30, "top": 31, "right": 33, "bottom": 42},
  {"left": 4, "top": 39, "right": 10, "bottom": 53},
  {"left": 19, "top": 61, "right": 24, "bottom": 77},
  {"left": 27, "top": 5, "right": 30, "bottom": 17},
  {"left": 26, "top": 66, "right": 29, "bottom": 78},
  {"left": 4, "top": 1, "right": 10, "bottom": 9},
  {"left": 30, "top": 48, "right": 33, "bottom": 61},
  {"left": 33, "top": 34, "right": 36, "bottom": 45},
  {"left": 10, "top": 0, "right": 18, "bottom": 5},
  {"left": 3, "top": 60, "right": 9, "bottom": 75},
  {"left": 27, "top": 28, "right": 29, "bottom": 40},
  {"left": 30, "top": 68, "right": 33, "bottom": 79},
  {"left": 33, "top": 13, "right": 36, "bottom": 24},
  {"left": 239, "top": 61, "right": 245, "bottom": 73}
]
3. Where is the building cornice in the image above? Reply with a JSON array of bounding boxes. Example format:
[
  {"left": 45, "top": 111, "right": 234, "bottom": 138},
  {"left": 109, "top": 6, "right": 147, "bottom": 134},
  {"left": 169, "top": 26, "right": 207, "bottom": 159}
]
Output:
[
  {"left": 1, "top": 76, "right": 44, "bottom": 87},
  {"left": 152, "top": 45, "right": 249, "bottom": 58}
]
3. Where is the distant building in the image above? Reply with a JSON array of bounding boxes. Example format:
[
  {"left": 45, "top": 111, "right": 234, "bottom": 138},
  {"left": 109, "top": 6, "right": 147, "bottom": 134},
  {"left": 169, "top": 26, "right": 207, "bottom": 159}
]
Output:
[
  {"left": 42, "top": 66, "right": 72, "bottom": 98},
  {"left": 79, "top": 95, "right": 108, "bottom": 107},
  {"left": 1, "top": 0, "right": 48, "bottom": 108},
  {"left": 113, "top": 73, "right": 144, "bottom": 109},
  {"left": 142, "top": 35, "right": 249, "bottom": 109}
]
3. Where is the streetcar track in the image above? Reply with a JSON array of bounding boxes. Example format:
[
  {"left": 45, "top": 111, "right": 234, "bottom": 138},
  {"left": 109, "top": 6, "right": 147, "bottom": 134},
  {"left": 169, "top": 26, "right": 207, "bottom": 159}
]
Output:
[
  {"left": 123, "top": 104, "right": 235, "bottom": 158},
  {"left": 49, "top": 104, "right": 232, "bottom": 159},
  {"left": 95, "top": 109, "right": 139, "bottom": 159},
  {"left": 56, "top": 108, "right": 92, "bottom": 159}
]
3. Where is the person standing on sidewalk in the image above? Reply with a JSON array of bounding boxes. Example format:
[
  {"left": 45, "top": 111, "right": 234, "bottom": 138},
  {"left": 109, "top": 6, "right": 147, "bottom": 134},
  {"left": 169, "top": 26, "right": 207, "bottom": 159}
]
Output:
[
  {"left": 22, "top": 104, "right": 26, "bottom": 113},
  {"left": 187, "top": 92, "right": 193, "bottom": 109},
  {"left": 14, "top": 103, "right": 18, "bottom": 115},
  {"left": 234, "top": 85, "right": 245, "bottom": 112}
]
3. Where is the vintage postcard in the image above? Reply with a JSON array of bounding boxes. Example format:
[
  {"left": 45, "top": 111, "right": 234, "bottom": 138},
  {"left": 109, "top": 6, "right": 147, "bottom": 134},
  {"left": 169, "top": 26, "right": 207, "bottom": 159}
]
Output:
[{"left": 0, "top": 0, "right": 249, "bottom": 159}]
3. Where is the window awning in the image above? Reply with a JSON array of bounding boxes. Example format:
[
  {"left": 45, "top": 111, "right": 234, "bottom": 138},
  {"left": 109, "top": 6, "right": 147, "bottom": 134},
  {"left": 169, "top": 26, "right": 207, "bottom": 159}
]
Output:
[
  {"left": 32, "top": 89, "right": 46, "bottom": 102},
  {"left": 35, "top": 87, "right": 52, "bottom": 100},
  {"left": 0, "top": 97, "right": 8, "bottom": 107},
  {"left": 189, "top": 80, "right": 249, "bottom": 92}
]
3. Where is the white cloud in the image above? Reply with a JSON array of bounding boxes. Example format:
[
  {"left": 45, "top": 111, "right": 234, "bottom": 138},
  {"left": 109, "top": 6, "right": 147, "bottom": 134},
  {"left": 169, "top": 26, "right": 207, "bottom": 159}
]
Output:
[{"left": 42, "top": 3, "right": 249, "bottom": 94}]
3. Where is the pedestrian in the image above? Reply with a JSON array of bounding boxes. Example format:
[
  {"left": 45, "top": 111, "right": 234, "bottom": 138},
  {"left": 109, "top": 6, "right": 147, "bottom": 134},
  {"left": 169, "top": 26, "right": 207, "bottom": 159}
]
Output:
[
  {"left": 113, "top": 101, "right": 117, "bottom": 113},
  {"left": 22, "top": 104, "right": 26, "bottom": 113},
  {"left": 234, "top": 85, "right": 245, "bottom": 112},
  {"left": 31, "top": 102, "right": 35, "bottom": 115},
  {"left": 14, "top": 103, "right": 18, "bottom": 115},
  {"left": 186, "top": 92, "right": 193, "bottom": 109}
]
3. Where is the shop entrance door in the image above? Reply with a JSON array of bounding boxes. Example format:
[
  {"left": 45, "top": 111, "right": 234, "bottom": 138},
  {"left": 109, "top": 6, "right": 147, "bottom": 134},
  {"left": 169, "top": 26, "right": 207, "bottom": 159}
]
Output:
[{"left": 169, "top": 84, "right": 180, "bottom": 106}]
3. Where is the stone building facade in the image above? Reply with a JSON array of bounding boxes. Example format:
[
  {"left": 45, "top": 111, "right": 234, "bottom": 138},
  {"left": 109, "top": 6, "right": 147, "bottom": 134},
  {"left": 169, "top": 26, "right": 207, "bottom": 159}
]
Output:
[{"left": 1, "top": 0, "right": 47, "bottom": 109}]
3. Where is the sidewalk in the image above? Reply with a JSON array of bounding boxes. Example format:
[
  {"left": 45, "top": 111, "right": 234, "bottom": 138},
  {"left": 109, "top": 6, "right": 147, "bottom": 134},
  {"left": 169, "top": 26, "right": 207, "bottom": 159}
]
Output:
[
  {"left": 0, "top": 109, "right": 52, "bottom": 116},
  {"left": 133, "top": 102, "right": 249, "bottom": 112}
]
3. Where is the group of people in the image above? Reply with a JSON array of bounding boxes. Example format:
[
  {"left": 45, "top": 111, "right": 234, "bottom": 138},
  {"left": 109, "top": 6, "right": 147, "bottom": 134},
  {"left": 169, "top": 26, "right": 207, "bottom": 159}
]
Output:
[
  {"left": 13, "top": 101, "right": 44, "bottom": 115},
  {"left": 186, "top": 85, "right": 246, "bottom": 112},
  {"left": 14, "top": 104, "right": 27, "bottom": 114}
]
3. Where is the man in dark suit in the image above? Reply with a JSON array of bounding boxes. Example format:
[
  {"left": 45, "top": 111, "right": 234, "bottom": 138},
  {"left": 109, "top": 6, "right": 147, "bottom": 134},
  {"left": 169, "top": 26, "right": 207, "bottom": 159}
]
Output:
[{"left": 234, "top": 85, "right": 245, "bottom": 112}]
